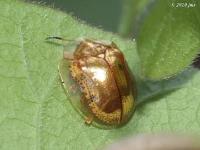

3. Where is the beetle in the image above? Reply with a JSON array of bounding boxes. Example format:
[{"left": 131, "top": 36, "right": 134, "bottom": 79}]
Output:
[{"left": 47, "top": 37, "right": 137, "bottom": 127}]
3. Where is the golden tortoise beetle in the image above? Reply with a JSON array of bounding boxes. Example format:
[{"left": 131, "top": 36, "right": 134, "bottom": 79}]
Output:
[{"left": 47, "top": 37, "right": 137, "bottom": 127}]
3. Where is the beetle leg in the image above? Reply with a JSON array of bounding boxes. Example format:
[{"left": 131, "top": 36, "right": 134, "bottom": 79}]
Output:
[{"left": 84, "top": 115, "right": 93, "bottom": 125}]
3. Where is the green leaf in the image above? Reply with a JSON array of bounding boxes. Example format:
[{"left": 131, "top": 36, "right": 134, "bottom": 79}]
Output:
[
  {"left": 0, "top": 0, "right": 139, "bottom": 149},
  {"left": 1, "top": 1, "right": 200, "bottom": 150},
  {"left": 137, "top": 0, "right": 200, "bottom": 80},
  {"left": 134, "top": 68, "right": 200, "bottom": 134}
]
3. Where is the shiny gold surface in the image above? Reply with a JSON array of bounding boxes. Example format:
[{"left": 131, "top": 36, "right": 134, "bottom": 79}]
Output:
[{"left": 67, "top": 39, "right": 136, "bottom": 126}]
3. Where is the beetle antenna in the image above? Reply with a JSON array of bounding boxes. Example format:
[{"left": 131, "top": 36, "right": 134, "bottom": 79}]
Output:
[
  {"left": 45, "top": 36, "right": 74, "bottom": 41},
  {"left": 45, "top": 36, "right": 75, "bottom": 45}
]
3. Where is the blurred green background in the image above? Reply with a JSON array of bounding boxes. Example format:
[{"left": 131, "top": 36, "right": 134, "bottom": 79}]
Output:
[
  {"left": 30, "top": 0, "right": 200, "bottom": 69},
  {"left": 32, "top": 0, "right": 122, "bottom": 32}
]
